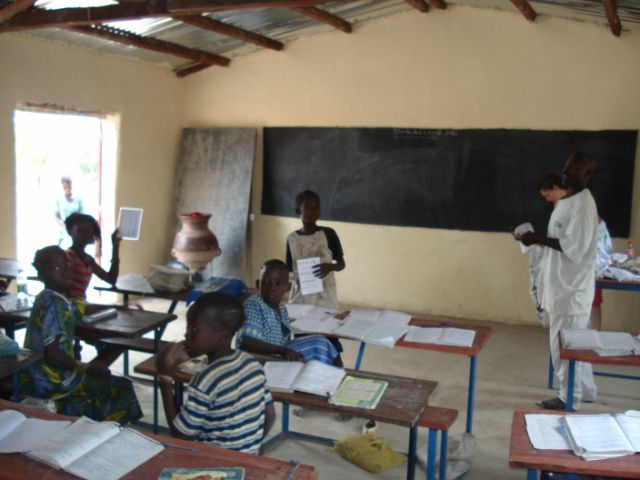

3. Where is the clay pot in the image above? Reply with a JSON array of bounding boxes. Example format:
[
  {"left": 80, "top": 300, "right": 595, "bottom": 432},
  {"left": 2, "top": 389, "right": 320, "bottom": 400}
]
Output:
[{"left": 172, "top": 212, "right": 221, "bottom": 273}]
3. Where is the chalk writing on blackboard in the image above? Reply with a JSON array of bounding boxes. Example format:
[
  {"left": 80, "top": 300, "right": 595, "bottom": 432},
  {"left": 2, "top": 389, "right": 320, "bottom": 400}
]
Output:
[{"left": 393, "top": 128, "right": 458, "bottom": 140}]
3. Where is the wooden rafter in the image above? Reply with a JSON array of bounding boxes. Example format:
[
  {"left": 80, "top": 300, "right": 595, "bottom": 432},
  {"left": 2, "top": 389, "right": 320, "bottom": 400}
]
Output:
[
  {"left": 70, "top": 25, "right": 230, "bottom": 67},
  {"left": 509, "top": 0, "right": 536, "bottom": 21},
  {"left": 406, "top": 0, "right": 429, "bottom": 13},
  {"left": 602, "top": 0, "right": 621, "bottom": 36},
  {"left": 0, "top": 0, "right": 331, "bottom": 32},
  {"left": 428, "top": 0, "right": 446, "bottom": 9},
  {"left": 0, "top": 0, "right": 36, "bottom": 25},
  {"left": 175, "top": 62, "right": 213, "bottom": 77},
  {"left": 167, "top": 0, "right": 330, "bottom": 15},
  {"left": 178, "top": 15, "right": 283, "bottom": 50},
  {"left": 291, "top": 6, "right": 351, "bottom": 33}
]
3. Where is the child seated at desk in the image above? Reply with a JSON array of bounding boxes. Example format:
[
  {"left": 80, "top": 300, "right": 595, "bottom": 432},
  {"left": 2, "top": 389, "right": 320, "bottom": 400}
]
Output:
[
  {"left": 156, "top": 292, "right": 275, "bottom": 454},
  {"left": 65, "top": 213, "right": 120, "bottom": 299},
  {"left": 237, "top": 259, "right": 339, "bottom": 365},
  {"left": 21, "top": 246, "right": 142, "bottom": 424}
]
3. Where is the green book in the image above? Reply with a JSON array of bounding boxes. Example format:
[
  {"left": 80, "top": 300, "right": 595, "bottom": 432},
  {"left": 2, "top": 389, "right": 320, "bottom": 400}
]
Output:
[
  {"left": 158, "top": 467, "right": 245, "bottom": 480},
  {"left": 328, "top": 375, "right": 388, "bottom": 409}
]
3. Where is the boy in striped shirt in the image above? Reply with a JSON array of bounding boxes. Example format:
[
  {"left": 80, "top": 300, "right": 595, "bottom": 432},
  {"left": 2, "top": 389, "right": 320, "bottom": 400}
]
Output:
[{"left": 156, "top": 292, "right": 275, "bottom": 454}]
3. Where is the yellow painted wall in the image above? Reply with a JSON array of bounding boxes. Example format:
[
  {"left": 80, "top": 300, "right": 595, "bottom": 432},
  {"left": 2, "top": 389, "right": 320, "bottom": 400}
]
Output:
[
  {"left": 0, "top": 33, "right": 184, "bottom": 275},
  {"left": 182, "top": 6, "right": 640, "bottom": 328}
]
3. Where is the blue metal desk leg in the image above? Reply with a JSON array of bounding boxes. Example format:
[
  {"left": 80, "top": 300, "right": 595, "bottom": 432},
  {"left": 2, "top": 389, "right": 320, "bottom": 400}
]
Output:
[
  {"left": 168, "top": 301, "right": 178, "bottom": 314},
  {"left": 466, "top": 355, "right": 477, "bottom": 433},
  {"left": 354, "top": 341, "right": 366, "bottom": 371},
  {"left": 152, "top": 329, "right": 160, "bottom": 434},
  {"left": 439, "top": 430, "right": 448, "bottom": 480},
  {"left": 527, "top": 469, "right": 537, "bottom": 480},
  {"left": 282, "top": 403, "right": 290, "bottom": 433},
  {"left": 566, "top": 360, "right": 575, "bottom": 412},
  {"left": 407, "top": 425, "right": 417, "bottom": 480},
  {"left": 548, "top": 354, "right": 554, "bottom": 389},
  {"left": 426, "top": 428, "right": 437, "bottom": 480}
]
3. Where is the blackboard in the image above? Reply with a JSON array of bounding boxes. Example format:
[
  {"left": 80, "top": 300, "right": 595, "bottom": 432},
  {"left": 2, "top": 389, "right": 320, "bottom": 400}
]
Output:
[{"left": 262, "top": 128, "right": 637, "bottom": 237}]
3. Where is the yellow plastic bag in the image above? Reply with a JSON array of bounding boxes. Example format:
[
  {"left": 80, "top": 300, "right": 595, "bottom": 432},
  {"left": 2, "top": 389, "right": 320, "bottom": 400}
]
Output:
[{"left": 333, "top": 433, "right": 405, "bottom": 474}]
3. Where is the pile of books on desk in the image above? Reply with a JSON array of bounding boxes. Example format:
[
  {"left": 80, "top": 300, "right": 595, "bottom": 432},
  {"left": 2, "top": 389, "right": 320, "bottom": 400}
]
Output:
[
  {"left": 561, "top": 329, "right": 640, "bottom": 357},
  {"left": 525, "top": 411, "right": 640, "bottom": 461}
]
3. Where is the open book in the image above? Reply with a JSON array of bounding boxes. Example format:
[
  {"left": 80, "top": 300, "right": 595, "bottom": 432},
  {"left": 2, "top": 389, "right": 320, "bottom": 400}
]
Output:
[
  {"left": 403, "top": 326, "right": 476, "bottom": 348},
  {"left": 564, "top": 412, "right": 640, "bottom": 461},
  {"left": 561, "top": 329, "right": 640, "bottom": 356},
  {"left": 332, "top": 309, "right": 410, "bottom": 347},
  {"left": 27, "top": 416, "right": 164, "bottom": 480},
  {"left": 263, "top": 360, "right": 346, "bottom": 396},
  {"left": 0, "top": 409, "right": 70, "bottom": 453},
  {"left": 329, "top": 375, "right": 388, "bottom": 410}
]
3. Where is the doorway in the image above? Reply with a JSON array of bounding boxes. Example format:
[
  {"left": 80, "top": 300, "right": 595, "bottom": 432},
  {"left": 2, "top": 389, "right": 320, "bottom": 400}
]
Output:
[{"left": 13, "top": 106, "right": 119, "bottom": 290}]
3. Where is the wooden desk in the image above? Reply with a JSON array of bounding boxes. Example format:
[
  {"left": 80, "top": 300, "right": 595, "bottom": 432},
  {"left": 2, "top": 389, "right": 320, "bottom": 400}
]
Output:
[
  {"left": 0, "top": 399, "right": 316, "bottom": 480},
  {"left": 95, "top": 275, "right": 191, "bottom": 314},
  {"left": 0, "top": 349, "right": 42, "bottom": 400},
  {"left": 560, "top": 343, "right": 640, "bottom": 411},
  {"left": 596, "top": 278, "right": 640, "bottom": 293},
  {"left": 509, "top": 408, "right": 640, "bottom": 479},
  {"left": 135, "top": 355, "right": 438, "bottom": 480},
  {"left": 354, "top": 317, "right": 492, "bottom": 433}
]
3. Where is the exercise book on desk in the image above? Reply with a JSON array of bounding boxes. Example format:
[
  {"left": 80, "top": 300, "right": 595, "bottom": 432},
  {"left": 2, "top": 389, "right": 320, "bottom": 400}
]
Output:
[
  {"left": 328, "top": 375, "right": 388, "bottom": 409},
  {"left": 27, "top": 416, "right": 164, "bottom": 480},
  {"left": 332, "top": 314, "right": 409, "bottom": 348},
  {"left": 404, "top": 326, "right": 476, "bottom": 348},
  {"left": 264, "top": 360, "right": 346, "bottom": 396},
  {"left": 561, "top": 329, "right": 640, "bottom": 356},
  {"left": 158, "top": 467, "right": 245, "bottom": 480},
  {"left": 0, "top": 409, "right": 70, "bottom": 453},
  {"left": 285, "top": 303, "right": 340, "bottom": 320},
  {"left": 564, "top": 412, "right": 640, "bottom": 461}
]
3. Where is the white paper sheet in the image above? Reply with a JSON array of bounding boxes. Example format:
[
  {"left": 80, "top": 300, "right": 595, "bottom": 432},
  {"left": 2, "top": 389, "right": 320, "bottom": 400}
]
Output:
[
  {"left": 0, "top": 413, "right": 70, "bottom": 453},
  {"left": 290, "top": 316, "right": 342, "bottom": 335},
  {"left": 565, "top": 414, "right": 635, "bottom": 456},
  {"left": 264, "top": 361, "right": 305, "bottom": 392},
  {"left": 525, "top": 414, "right": 571, "bottom": 450},
  {"left": 378, "top": 309, "right": 412, "bottom": 326},
  {"left": 297, "top": 257, "right": 323, "bottom": 295},
  {"left": 117, "top": 207, "right": 143, "bottom": 241},
  {"left": 514, "top": 222, "right": 534, "bottom": 253}
]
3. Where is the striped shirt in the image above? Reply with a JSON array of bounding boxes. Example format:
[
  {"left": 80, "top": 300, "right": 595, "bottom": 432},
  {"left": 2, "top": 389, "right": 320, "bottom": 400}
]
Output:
[
  {"left": 174, "top": 350, "right": 273, "bottom": 454},
  {"left": 66, "top": 249, "right": 93, "bottom": 299}
]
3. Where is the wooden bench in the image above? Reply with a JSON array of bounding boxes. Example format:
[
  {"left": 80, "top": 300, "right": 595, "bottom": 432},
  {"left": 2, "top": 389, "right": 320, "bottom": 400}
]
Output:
[{"left": 417, "top": 406, "right": 458, "bottom": 480}]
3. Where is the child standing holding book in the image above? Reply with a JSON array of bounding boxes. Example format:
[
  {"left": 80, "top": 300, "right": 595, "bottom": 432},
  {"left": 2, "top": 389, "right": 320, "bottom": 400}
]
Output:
[{"left": 286, "top": 190, "right": 345, "bottom": 310}]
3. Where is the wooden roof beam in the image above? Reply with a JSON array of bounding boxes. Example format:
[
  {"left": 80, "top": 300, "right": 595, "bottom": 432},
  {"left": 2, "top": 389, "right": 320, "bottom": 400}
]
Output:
[
  {"left": 175, "top": 62, "right": 212, "bottom": 77},
  {"left": 167, "top": 0, "right": 330, "bottom": 15},
  {"left": 509, "top": 0, "right": 536, "bottom": 21},
  {"left": 70, "top": 25, "right": 230, "bottom": 67},
  {"left": 178, "top": 15, "right": 283, "bottom": 50},
  {"left": 291, "top": 6, "right": 351, "bottom": 33},
  {"left": 406, "top": 0, "right": 429, "bottom": 13},
  {"left": 0, "top": 1, "right": 165, "bottom": 32},
  {"left": 602, "top": 0, "right": 621, "bottom": 36},
  {"left": 428, "top": 0, "right": 446, "bottom": 9},
  {"left": 0, "top": 0, "right": 36, "bottom": 26}
]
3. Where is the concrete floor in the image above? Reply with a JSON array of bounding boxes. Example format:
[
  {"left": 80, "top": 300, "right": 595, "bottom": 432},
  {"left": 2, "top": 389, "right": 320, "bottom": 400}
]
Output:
[{"left": 82, "top": 294, "right": 640, "bottom": 479}]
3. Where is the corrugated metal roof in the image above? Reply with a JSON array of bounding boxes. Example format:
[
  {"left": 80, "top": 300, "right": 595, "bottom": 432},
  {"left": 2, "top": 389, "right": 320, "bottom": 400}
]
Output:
[{"left": 15, "top": 1, "right": 640, "bottom": 74}]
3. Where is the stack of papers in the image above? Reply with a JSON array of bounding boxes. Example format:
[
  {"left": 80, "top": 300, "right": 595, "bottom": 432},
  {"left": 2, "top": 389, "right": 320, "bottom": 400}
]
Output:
[
  {"left": 403, "top": 326, "right": 476, "bottom": 348},
  {"left": 264, "top": 360, "right": 346, "bottom": 396},
  {"left": 561, "top": 329, "right": 640, "bottom": 356},
  {"left": 525, "top": 411, "right": 640, "bottom": 461}
]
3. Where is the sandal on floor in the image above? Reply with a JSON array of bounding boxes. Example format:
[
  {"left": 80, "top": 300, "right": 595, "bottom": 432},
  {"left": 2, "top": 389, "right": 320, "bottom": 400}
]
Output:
[{"left": 535, "top": 397, "right": 566, "bottom": 410}]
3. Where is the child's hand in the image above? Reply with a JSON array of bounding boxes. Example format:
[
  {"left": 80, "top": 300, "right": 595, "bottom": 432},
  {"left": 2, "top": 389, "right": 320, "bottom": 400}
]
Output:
[
  {"left": 87, "top": 360, "right": 111, "bottom": 377},
  {"left": 312, "top": 263, "right": 334, "bottom": 279},
  {"left": 283, "top": 348, "right": 303, "bottom": 362},
  {"left": 111, "top": 229, "right": 121, "bottom": 247},
  {"left": 156, "top": 341, "right": 189, "bottom": 376}
]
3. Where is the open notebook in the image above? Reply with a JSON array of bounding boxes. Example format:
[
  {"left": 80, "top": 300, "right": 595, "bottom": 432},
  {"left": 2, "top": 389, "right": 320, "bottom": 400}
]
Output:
[
  {"left": 403, "top": 326, "right": 476, "bottom": 348},
  {"left": 263, "top": 360, "right": 346, "bottom": 396},
  {"left": 0, "top": 409, "right": 70, "bottom": 453},
  {"left": 27, "top": 416, "right": 164, "bottom": 480},
  {"left": 561, "top": 329, "right": 640, "bottom": 356}
]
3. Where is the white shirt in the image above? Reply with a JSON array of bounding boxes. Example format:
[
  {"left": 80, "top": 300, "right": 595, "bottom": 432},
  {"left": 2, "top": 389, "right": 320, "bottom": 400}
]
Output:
[{"left": 539, "top": 189, "right": 597, "bottom": 315}]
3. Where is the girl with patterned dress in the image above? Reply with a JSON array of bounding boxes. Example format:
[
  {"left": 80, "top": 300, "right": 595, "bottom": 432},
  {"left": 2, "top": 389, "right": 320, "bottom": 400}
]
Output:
[{"left": 21, "top": 246, "right": 142, "bottom": 424}]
